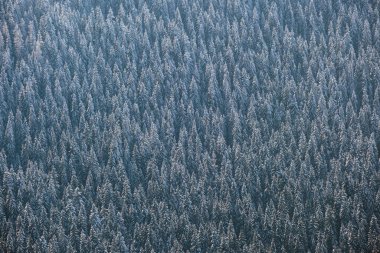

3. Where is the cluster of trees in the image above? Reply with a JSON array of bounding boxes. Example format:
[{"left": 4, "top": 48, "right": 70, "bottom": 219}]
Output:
[{"left": 0, "top": 0, "right": 379, "bottom": 252}]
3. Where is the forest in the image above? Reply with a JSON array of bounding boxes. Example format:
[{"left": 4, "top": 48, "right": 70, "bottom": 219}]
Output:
[{"left": 0, "top": 0, "right": 379, "bottom": 252}]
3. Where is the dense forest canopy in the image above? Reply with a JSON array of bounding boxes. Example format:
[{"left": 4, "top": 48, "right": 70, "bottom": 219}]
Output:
[{"left": 0, "top": 0, "right": 380, "bottom": 252}]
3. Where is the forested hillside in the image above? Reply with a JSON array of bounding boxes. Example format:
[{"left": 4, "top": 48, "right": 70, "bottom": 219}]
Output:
[{"left": 0, "top": 0, "right": 380, "bottom": 252}]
